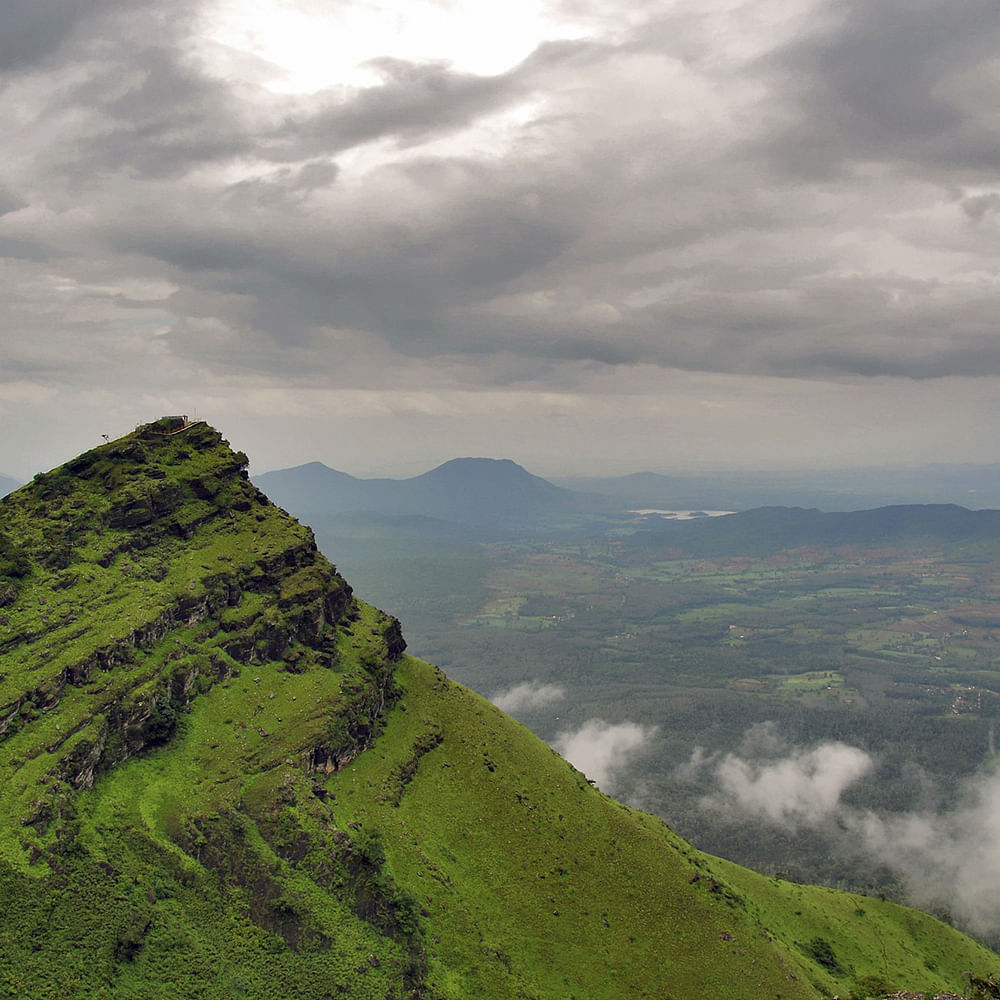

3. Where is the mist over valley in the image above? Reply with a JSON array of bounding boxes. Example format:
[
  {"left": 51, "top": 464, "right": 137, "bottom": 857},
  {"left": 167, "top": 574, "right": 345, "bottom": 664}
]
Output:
[{"left": 257, "top": 455, "right": 1000, "bottom": 945}]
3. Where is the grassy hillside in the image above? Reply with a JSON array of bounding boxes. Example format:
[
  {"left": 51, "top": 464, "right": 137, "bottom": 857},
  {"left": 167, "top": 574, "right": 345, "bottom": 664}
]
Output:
[
  {"left": 0, "top": 419, "right": 996, "bottom": 999},
  {"left": 324, "top": 657, "right": 999, "bottom": 999}
]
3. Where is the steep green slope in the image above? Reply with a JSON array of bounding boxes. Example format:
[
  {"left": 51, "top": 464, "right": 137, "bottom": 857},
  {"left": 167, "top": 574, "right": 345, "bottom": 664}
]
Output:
[
  {"left": 323, "top": 658, "right": 1000, "bottom": 999},
  {"left": 0, "top": 419, "right": 996, "bottom": 1000}
]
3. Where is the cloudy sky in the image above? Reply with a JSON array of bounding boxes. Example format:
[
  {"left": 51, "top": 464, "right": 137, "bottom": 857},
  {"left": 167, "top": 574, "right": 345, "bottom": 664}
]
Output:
[{"left": 2, "top": 0, "right": 999, "bottom": 480}]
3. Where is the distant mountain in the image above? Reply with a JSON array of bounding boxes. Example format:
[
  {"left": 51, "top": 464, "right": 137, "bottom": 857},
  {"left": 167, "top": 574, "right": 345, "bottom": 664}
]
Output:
[
  {"left": 399, "top": 457, "right": 572, "bottom": 521},
  {"left": 0, "top": 474, "right": 19, "bottom": 497},
  {"left": 557, "top": 464, "right": 1000, "bottom": 511},
  {"left": 2, "top": 420, "right": 995, "bottom": 999},
  {"left": 252, "top": 460, "right": 371, "bottom": 516},
  {"left": 255, "top": 457, "right": 599, "bottom": 530},
  {"left": 630, "top": 503, "right": 1000, "bottom": 556}
]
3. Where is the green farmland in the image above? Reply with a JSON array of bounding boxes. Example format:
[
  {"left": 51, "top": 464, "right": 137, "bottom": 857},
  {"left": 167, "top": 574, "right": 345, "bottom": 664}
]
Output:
[{"left": 323, "top": 523, "right": 1000, "bottom": 935}]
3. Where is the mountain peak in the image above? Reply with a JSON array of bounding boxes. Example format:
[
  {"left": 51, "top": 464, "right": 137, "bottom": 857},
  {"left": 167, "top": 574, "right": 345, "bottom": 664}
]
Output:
[
  {"left": 429, "top": 456, "right": 523, "bottom": 469},
  {"left": 0, "top": 418, "right": 389, "bottom": 811},
  {"left": 419, "top": 455, "right": 555, "bottom": 484},
  {"left": 1, "top": 420, "right": 994, "bottom": 999},
  {"left": 421, "top": 456, "right": 549, "bottom": 483},
  {"left": 256, "top": 455, "right": 569, "bottom": 528}
]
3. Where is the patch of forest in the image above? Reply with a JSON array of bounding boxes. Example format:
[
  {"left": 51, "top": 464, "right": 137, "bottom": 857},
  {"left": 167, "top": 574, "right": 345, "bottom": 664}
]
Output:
[{"left": 313, "top": 518, "right": 1000, "bottom": 941}]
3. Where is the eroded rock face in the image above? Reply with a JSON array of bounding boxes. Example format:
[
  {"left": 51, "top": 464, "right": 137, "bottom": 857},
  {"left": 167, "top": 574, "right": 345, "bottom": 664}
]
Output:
[
  {"left": 0, "top": 418, "right": 402, "bottom": 848},
  {"left": 2, "top": 420, "right": 997, "bottom": 1000},
  {"left": 381, "top": 617, "right": 407, "bottom": 661}
]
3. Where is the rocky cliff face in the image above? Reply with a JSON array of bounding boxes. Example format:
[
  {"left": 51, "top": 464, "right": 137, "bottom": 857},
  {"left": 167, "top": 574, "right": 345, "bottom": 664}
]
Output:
[
  {"left": 0, "top": 417, "right": 403, "bottom": 860},
  {"left": 0, "top": 420, "right": 996, "bottom": 1000}
]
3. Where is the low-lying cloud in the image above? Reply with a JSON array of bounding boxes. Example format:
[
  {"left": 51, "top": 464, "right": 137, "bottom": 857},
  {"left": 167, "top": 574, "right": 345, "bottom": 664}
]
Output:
[
  {"left": 554, "top": 718, "right": 658, "bottom": 794},
  {"left": 490, "top": 680, "right": 566, "bottom": 714},
  {"left": 687, "top": 722, "right": 1000, "bottom": 936},
  {"left": 703, "top": 741, "right": 874, "bottom": 830},
  {"left": 852, "top": 772, "right": 1000, "bottom": 937}
]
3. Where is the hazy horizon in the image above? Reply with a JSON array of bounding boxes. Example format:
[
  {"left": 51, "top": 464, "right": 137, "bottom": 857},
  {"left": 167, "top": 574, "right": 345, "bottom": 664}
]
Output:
[
  {"left": 3, "top": 0, "right": 999, "bottom": 481},
  {"left": 9, "top": 438, "right": 1000, "bottom": 492}
]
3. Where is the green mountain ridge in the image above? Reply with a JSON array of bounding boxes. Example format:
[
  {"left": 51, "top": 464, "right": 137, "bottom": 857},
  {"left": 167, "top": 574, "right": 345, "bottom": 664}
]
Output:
[{"left": 0, "top": 417, "right": 996, "bottom": 1000}]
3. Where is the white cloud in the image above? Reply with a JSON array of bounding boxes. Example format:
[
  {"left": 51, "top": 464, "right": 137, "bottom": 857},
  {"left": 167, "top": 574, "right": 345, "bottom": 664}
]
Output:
[
  {"left": 690, "top": 723, "right": 1000, "bottom": 935},
  {"left": 491, "top": 680, "right": 566, "bottom": 714},
  {"left": 703, "top": 741, "right": 874, "bottom": 830},
  {"left": 554, "top": 718, "right": 657, "bottom": 793},
  {"left": 849, "top": 772, "right": 1000, "bottom": 937}
]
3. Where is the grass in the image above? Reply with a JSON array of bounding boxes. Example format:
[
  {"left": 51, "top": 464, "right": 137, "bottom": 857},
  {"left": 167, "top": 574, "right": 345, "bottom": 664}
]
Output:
[
  {"left": 0, "top": 419, "right": 997, "bottom": 999},
  {"left": 322, "top": 655, "right": 998, "bottom": 999}
]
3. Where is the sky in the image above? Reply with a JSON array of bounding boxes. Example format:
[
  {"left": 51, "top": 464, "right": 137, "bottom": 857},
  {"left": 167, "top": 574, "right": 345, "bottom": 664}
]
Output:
[{"left": 2, "top": 0, "right": 1000, "bottom": 480}]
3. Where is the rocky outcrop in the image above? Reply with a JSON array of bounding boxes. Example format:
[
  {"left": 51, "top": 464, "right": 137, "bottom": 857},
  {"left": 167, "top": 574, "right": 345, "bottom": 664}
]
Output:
[
  {"left": 381, "top": 616, "right": 407, "bottom": 661},
  {"left": 308, "top": 647, "right": 401, "bottom": 775},
  {"left": 0, "top": 537, "right": 354, "bottom": 751},
  {"left": 0, "top": 418, "right": 391, "bottom": 838}
]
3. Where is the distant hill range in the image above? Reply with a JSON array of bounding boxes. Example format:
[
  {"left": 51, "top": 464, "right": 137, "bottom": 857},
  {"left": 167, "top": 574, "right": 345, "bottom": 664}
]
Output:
[
  {"left": 629, "top": 503, "right": 1000, "bottom": 556},
  {"left": 256, "top": 459, "right": 1000, "bottom": 553},
  {"left": 255, "top": 457, "right": 609, "bottom": 533},
  {"left": 557, "top": 464, "right": 1000, "bottom": 511},
  {"left": 6, "top": 421, "right": 995, "bottom": 997},
  {"left": 0, "top": 474, "right": 19, "bottom": 498}
]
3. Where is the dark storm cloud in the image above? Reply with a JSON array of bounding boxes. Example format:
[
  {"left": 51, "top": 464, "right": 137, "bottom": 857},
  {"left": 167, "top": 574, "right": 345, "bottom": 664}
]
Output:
[
  {"left": 79, "top": 46, "right": 255, "bottom": 178},
  {"left": 962, "top": 193, "right": 1000, "bottom": 222},
  {"left": 108, "top": 225, "right": 263, "bottom": 273},
  {"left": 105, "top": 160, "right": 582, "bottom": 365},
  {"left": 70, "top": 50, "right": 533, "bottom": 178},
  {"left": 0, "top": 0, "right": 92, "bottom": 71},
  {"left": 0, "top": 236, "right": 54, "bottom": 261},
  {"left": 4, "top": 0, "right": 1000, "bottom": 400},
  {"left": 0, "top": 183, "right": 26, "bottom": 217},
  {"left": 763, "top": 0, "right": 1000, "bottom": 175},
  {"left": 28, "top": 27, "right": 576, "bottom": 186},
  {"left": 0, "top": 0, "right": 203, "bottom": 77},
  {"left": 269, "top": 58, "right": 528, "bottom": 158}
]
